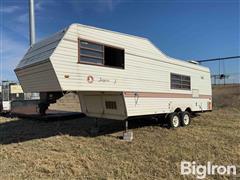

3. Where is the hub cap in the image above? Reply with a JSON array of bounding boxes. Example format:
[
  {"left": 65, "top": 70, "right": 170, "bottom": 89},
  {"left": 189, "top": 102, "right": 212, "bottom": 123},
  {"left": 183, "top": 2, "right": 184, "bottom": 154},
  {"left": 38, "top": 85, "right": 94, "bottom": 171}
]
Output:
[
  {"left": 183, "top": 114, "right": 190, "bottom": 125},
  {"left": 172, "top": 115, "right": 179, "bottom": 127}
]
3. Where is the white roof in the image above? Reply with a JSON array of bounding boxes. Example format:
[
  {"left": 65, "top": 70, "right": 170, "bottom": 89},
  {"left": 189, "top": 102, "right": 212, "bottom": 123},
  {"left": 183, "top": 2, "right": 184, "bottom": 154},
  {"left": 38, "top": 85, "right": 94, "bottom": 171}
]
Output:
[{"left": 16, "top": 23, "right": 209, "bottom": 72}]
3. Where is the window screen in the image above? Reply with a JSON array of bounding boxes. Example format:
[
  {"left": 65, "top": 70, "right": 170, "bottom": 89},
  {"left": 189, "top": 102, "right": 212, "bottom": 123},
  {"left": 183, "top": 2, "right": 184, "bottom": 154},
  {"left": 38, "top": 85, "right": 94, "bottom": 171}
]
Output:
[
  {"left": 79, "top": 40, "right": 124, "bottom": 68},
  {"left": 171, "top": 73, "right": 191, "bottom": 90}
]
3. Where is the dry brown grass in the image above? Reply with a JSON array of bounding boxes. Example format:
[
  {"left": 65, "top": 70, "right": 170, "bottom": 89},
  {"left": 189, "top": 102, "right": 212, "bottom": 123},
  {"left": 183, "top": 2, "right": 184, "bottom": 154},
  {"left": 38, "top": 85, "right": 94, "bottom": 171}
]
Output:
[
  {"left": 0, "top": 85, "right": 239, "bottom": 179},
  {"left": 213, "top": 84, "right": 240, "bottom": 109}
]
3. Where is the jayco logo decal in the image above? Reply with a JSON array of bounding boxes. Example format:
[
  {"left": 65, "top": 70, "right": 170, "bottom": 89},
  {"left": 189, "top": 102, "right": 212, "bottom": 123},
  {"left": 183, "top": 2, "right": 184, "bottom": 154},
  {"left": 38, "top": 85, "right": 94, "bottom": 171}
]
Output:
[{"left": 87, "top": 75, "right": 94, "bottom": 83}]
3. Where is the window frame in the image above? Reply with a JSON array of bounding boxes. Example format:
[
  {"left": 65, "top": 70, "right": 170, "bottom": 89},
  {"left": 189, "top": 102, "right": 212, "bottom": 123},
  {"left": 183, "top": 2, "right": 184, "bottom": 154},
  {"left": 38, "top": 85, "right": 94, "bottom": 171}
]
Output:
[
  {"left": 170, "top": 73, "right": 191, "bottom": 90},
  {"left": 78, "top": 38, "right": 125, "bottom": 69}
]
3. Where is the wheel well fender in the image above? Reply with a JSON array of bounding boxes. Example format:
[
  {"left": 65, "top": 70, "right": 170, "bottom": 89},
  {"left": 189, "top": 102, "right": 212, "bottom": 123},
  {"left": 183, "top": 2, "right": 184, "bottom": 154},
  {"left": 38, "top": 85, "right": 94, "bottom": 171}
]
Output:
[
  {"left": 185, "top": 107, "right": 192, "bottom": 114},
  {"left": 174, "top": 108, "right": 182, "bottom": 113}
]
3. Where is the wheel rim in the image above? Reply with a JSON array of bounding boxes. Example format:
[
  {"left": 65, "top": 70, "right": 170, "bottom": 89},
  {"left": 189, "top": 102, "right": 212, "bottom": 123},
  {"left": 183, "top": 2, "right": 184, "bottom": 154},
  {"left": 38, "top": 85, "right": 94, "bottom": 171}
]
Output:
[
  {"left": 183, "top": 114, "right": 190, "bottom": 125},
  {"left": 172, "top": 115, "right": 179, "bottom": 127}
]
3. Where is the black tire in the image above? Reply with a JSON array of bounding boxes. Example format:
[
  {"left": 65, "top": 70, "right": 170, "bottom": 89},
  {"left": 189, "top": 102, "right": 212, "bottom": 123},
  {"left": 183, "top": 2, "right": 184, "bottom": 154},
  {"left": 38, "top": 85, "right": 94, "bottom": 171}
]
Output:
[
  {"left": 179, "top": 111, "right": 191, "bottom": 126},
  {"left": 168, "top": 112, "right": 180, "bottom": 128}
]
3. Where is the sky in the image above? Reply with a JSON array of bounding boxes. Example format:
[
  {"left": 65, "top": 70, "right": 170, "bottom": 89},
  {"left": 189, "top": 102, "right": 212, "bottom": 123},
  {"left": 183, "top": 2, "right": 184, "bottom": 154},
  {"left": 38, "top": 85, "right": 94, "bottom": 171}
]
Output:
[{"left": 0, "top": 0, "right": 239, "bottom": 83}]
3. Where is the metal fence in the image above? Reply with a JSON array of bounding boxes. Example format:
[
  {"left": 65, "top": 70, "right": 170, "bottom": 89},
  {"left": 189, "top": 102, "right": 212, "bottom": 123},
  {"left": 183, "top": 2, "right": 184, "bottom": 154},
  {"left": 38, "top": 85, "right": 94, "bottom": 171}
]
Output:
[{"left": 198, "top": 57, "right": 240, "bottom": 85}]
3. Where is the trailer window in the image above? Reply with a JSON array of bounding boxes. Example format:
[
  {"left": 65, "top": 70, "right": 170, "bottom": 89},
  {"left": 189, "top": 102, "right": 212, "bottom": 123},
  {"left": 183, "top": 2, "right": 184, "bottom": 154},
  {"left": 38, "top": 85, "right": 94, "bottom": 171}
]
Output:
[
  {"left": 79, "top": 40, "right": 104, "bottom": 64},
  {"left": 104, "top": 46, "right": 124, "bottom": 68},
  {"left": 80, "top": 41, "right": 103, "bottom": 51},
  {"left": 171, "top": 73, "right": 191, "bottom": 90},
  {"left": 79, "top": 39, "right": 124, "bottom": 69}
]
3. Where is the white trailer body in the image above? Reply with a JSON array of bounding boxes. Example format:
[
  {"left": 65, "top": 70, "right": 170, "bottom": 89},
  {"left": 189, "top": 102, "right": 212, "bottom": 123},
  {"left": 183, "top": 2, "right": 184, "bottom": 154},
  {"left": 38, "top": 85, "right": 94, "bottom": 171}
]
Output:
[{"left": 15, "top": 24, "right": 212, "bottom": 120}]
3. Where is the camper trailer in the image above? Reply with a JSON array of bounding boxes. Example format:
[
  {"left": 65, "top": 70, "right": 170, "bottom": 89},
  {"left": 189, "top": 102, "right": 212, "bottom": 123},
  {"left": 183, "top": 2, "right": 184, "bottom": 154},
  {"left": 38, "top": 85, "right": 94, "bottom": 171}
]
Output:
[{"left": 15, "top": 24, "right": 212, "bottom": 128}]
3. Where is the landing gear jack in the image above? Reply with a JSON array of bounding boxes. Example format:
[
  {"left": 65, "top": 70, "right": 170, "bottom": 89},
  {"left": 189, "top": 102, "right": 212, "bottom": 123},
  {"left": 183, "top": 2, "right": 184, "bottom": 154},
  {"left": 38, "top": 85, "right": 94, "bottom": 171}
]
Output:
[
  {"left": 90, "top": 118, "right": 99, "bottom": 136},
  {"left": 123, "top": 119, "right": 133, "bottom": 141},
  {"left": 38, "top": 92, "right": 64, "bottom": 116},
  {"left": 38, "top": 103, "right": 49, "bottom": 116}
]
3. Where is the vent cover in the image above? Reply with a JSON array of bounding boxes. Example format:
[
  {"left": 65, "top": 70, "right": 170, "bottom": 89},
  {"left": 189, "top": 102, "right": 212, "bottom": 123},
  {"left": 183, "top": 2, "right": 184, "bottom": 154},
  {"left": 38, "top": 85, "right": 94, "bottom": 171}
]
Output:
[{"left": 105, "top": 101, "right": 117, "bottom": 109}]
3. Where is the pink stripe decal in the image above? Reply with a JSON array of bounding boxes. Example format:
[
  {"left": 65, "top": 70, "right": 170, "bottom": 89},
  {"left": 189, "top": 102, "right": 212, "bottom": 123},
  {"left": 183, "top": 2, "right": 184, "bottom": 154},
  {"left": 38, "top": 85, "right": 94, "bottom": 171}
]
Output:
[{"left": 123, "top": 92, "right": 212, "bottom": 99}]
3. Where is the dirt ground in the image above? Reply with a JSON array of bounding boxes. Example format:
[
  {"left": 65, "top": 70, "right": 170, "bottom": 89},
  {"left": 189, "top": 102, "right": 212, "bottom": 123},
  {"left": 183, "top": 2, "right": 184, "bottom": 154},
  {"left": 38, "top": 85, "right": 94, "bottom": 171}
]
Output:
[{"left": 0, "top": 85, "right": 239, "bottom": 179}]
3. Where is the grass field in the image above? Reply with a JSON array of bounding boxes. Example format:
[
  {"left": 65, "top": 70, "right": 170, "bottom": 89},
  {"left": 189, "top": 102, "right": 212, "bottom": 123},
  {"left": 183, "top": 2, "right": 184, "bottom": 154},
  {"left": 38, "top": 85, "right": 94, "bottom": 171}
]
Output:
[{"left": 0, "top": 85, "right": 239, "bottom": 179}]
